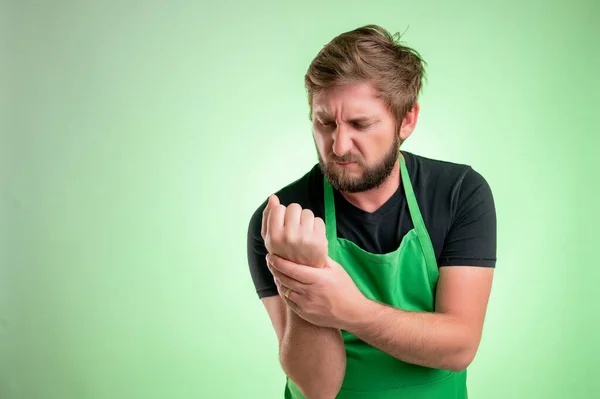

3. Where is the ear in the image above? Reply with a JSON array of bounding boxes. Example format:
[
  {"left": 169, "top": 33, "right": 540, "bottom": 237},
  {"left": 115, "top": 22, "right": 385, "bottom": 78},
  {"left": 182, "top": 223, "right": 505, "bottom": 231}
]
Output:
[{"left": 399, "top": 102, "right": 420, "bottom": 141}]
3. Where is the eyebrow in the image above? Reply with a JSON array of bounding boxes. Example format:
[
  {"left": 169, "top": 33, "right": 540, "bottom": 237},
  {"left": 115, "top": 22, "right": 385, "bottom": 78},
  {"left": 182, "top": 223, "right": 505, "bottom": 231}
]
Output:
[{"left": 314, "top": 111, "right": 375, "bottom": 123}]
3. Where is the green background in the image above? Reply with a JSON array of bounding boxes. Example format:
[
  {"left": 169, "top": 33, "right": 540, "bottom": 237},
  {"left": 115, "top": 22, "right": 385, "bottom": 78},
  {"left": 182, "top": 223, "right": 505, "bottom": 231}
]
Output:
[{"left": 1, "top": 1, "right": 598, "bottom": 398}]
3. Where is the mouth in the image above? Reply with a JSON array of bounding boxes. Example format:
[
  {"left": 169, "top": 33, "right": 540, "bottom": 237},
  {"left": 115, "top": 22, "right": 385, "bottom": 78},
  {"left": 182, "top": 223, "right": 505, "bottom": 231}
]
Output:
[{"left": 335, "top": 161, "right": 356, "bottom": 168}]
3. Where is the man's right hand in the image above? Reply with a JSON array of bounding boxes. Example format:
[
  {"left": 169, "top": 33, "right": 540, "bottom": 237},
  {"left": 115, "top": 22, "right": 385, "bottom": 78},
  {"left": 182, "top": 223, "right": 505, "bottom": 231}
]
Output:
[{"left": 261, "top": 194, "right": 328, "bottom": 268}]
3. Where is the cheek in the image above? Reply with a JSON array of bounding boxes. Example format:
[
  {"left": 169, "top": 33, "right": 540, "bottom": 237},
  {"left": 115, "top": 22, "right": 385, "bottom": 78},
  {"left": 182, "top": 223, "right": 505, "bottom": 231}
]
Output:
[
  {"left": 313, "top": 130, "right": 331, "bottom": 154},
  {"left": 379, "top": 122, "right": 397, "bottom": 144},
  {"left": 359, "top": 131, "right": 394, "bottom": 161}
]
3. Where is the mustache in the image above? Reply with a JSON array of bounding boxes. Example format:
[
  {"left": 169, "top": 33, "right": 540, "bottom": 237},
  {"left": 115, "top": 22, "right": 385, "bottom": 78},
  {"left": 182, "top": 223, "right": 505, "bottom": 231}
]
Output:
[{"left": 329, "top": 154, "right": 361, "bottom": 163}]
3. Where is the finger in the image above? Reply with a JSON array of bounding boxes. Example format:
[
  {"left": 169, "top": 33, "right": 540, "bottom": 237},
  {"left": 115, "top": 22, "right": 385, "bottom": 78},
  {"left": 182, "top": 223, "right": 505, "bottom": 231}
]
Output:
[
  {"left": 313, "top": 216, "right": 326, "bottom": 238},
  {"left": 270, "top": 254, "right": 320, "bottom": 284},
  {"left": 261, "top": 195, "right": 280, "bottom": 239},
  {"left": 277, "top": 284, "right": 299, "bottom": 304},
  {"left": 269, "top": 262, "right": 308, "bottom": 294},
  {"left": 284, "top": 203, "right": 302, "bottom": 229},
  {"left": 267, "top": 203, "right": 286, "bottom": 241},
  {"left": 281, "top": 288, "right": 303, "bottom": 315},
  {"left": 300, "top": 209, "right": 315, "bottom": 237},
  {"left": 267, "top": 256, "right": 280, "bottom": 280}
]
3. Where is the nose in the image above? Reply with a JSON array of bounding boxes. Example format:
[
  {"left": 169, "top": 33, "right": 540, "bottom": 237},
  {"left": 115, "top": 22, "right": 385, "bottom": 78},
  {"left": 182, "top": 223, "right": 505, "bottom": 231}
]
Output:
[{"left": 332, "top": 124, "right": 353, "bottom": 157}]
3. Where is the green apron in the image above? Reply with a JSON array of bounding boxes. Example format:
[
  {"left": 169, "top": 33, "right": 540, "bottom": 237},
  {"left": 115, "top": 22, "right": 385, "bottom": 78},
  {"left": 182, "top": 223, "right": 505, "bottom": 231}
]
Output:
[{"left": 284, "top": 154, "right": 468, "bottom": 398}]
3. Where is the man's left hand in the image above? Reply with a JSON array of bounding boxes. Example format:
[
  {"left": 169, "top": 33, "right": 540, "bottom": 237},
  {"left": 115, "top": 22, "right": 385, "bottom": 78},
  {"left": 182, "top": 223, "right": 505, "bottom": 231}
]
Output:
[{"left": 267, "top": 253, "right": 367, "bottom": 330}]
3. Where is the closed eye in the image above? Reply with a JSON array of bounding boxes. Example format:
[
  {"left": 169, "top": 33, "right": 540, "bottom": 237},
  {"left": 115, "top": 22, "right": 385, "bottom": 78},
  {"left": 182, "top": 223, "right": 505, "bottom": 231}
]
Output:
[
  {"left": 317, "top": 120, "right": 336, "bottom": 128},
  {"left": 316, "top": 119, "right": 373, "bottom": 130},
  {"left": 352, "top": 122, "right": 370, "bottom": 130}
]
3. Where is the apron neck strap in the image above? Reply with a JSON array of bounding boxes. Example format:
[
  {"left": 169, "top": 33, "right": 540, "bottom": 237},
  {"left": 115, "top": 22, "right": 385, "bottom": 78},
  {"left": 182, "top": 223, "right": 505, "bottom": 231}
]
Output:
[
  {"left": 323, "top": 152, "right": 429, "bottom": 242},
  {"left": 399, "top": 154, "right": 428, "bottom": 239},
  {"left": 323, "top": 172, "right": 337, "bottom": 244}
]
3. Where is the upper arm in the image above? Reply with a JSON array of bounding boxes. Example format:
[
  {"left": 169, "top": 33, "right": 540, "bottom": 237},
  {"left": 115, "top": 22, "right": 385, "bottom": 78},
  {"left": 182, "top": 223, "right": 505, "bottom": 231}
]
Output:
[
  {"left": 435, "top": 266, "right": 494, "bottom": 338},
  {"left": 434, "top": 266, "right": 494, "bottom": 369},
  {"left": 434, "top": 166, "right": 496, "bottom": 346},
  {"left": 439, "top": 167, "right": 497, "bottom": 267},
  {"left": 261, "top": 296, "right": 287, "bottom": 345}
]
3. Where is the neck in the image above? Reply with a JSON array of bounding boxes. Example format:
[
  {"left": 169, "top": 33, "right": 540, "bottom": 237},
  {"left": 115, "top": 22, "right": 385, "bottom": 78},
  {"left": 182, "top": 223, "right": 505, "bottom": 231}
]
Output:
[{"left": 340, "top": 153, "right": 404, "bottom": 213}]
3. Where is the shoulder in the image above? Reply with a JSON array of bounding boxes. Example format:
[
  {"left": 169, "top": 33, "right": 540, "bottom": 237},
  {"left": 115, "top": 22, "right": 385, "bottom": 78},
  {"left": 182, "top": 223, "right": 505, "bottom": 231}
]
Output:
[
  {"left": 404, "top": 151, "right": 494, "bottom": 204},
  {"left": 404, "top": 150, "right": 496, "bottom": 239},
  {"left": 404, "top": 151, "right": 497, "bottom": 266},
  {"left": 405, "top": 151, "right": 481, "bottom": 182}
]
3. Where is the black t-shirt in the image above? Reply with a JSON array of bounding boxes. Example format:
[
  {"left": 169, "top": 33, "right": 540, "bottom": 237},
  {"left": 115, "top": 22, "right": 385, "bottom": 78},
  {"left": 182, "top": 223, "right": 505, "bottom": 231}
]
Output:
[{"left": 247, "top": 151, "right": 497, "bottom": 299}]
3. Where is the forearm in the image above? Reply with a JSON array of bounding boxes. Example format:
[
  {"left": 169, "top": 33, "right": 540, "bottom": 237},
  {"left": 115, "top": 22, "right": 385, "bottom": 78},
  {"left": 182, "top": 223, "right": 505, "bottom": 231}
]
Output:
[
  {"left": 280, "top": 309, "right": 346, "bottom": 399},
  {"left": 345, "top": 299, "right": 477, "bottom": 372}
]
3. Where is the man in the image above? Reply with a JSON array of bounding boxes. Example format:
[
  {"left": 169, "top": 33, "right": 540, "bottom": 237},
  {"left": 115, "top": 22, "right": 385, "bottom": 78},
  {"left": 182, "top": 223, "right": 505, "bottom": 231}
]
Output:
[{"left": 247, "top": 25, "right": 496, "bottom": 399}]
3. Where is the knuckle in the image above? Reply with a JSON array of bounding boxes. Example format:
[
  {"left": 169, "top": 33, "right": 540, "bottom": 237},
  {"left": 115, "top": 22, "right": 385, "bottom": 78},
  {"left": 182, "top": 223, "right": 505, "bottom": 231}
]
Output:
[
  {"left": 282, "top": 229, "right": 296, "bottom": 243},
  {"left": 319, "top": 237, "right": 328, "bottom": 249},
  {"left": 298, "top": 234, "right": 310, "bottom": 246},
  {"left": 271, "top": 206, "right": 285, "bottom": 221},
  {"left": 269, "top": 226, "right": 283, "bottom": 240},
  {"left": 301, "top": 208, "right": 314, "bottom": 218},
  {"left": 302, "top": 293, "right": 314, "bottom": 307},
  {"left": 269, "top": 235, "right": 281, "bottom": 246},
  {"left": 287, "top": 203, "right": 302, "bottom": 212},
  {"left": 269, "top": 207, "right": 283, "bottom": 223},
  {"left": 264, "top": 239, "right": 273, "bottom": 253}
]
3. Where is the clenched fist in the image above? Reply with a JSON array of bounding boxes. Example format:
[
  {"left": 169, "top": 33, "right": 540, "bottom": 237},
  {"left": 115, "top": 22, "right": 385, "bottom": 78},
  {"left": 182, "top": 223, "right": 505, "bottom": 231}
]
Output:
[{"left": 261, "top": 194, "right": 328, "bottom": 268}]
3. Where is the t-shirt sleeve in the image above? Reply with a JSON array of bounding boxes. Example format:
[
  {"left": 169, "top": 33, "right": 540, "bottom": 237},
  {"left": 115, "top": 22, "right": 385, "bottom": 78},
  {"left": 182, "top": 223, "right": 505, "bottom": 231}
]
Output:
[
  {"left": 247, "top": 199, "right": 279, "bottom": 299},
  {"left": 438, "top": 167, "right": 497, "bottom": 267}
]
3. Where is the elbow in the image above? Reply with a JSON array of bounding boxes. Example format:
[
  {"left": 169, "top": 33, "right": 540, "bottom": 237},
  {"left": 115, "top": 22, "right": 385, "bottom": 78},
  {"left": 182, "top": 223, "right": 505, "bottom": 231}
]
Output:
[
  {"left": 446, "top": 347, "right": 478, "bottom": 373},
  {"left": 281, "top": 365, "right": 342, "bottom": 399},
  {"left": 299, "top": 386, "right": 341, "bottom": 399},
  {"left": 279, "top": 357, "right": 343, "bottom": 399},
  {"left": 447, "top": 361, "right": 471, "bottom": 373}
]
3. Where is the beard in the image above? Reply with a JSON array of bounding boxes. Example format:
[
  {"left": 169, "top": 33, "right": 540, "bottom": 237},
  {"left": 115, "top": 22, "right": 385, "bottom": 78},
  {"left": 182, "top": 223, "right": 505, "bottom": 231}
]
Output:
[{"left": 317, "top": 134, "right": 401, "bottom": 193}]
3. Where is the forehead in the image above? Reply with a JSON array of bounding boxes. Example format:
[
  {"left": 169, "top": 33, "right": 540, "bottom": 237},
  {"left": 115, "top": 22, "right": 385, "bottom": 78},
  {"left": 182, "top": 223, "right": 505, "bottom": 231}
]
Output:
[{"left": 312, "top": 82, "right": 387, "bottom": 117}]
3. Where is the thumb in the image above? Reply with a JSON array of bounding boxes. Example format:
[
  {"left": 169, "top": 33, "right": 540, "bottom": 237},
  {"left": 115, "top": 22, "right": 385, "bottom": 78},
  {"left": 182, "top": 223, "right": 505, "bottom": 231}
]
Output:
[
  {"left": 268, "top": 194, "right": 280, "bottom": 209},
  {"left": 262, "top": 194, "right": 281, "bottom": 239}
]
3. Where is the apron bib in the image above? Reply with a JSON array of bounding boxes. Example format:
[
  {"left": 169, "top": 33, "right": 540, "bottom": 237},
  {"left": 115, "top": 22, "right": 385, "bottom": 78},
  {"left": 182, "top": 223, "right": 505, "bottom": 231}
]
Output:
[{"left": 284, "top": 154, "right": 468, "bottom": 398}]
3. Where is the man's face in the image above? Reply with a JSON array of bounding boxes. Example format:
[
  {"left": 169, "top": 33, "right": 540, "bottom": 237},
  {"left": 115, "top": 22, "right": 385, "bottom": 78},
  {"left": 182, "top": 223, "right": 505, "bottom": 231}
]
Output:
[{"left": 312, "top": 82, "right": 400, "bottom": 193}]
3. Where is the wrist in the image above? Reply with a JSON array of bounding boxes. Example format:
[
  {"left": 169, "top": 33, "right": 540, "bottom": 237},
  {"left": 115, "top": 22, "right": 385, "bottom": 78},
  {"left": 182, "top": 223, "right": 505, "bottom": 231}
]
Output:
[{"left": 340, "top": 294, "right": 376, "bottom": 332}]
